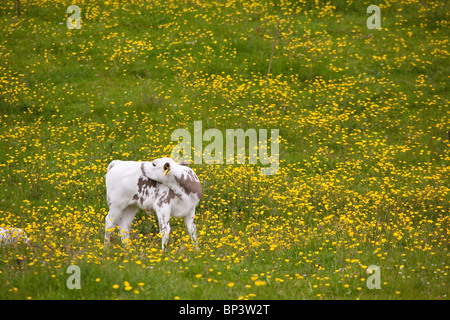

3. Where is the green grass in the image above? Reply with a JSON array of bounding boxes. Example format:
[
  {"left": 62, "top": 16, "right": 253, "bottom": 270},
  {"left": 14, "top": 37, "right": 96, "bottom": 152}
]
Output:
[{"left": 0, "top": 0, "right": 449, "bottom": 300}]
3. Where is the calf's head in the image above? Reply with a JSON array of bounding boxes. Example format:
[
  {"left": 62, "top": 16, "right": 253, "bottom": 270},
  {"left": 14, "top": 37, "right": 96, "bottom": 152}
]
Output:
[
  {"left": 144, "top": 157, "right": 177, "bottom": 183},
  {"left": 144, "top": 157, "right": 202, "bottom": 199}
]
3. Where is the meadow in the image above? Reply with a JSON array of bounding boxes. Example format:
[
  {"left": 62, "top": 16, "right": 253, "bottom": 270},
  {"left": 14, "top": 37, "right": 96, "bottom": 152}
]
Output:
[{"left": 0, "top": 0, "right": 448, "bottom": 300}]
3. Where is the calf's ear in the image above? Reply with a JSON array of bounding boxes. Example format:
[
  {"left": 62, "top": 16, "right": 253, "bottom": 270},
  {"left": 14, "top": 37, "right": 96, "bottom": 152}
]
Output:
[{"left": 163, "top": 162, "right": 171, "bottom": 175}]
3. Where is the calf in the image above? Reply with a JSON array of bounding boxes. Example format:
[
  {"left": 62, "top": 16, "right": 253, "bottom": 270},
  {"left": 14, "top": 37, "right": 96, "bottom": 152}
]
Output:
[
  {"left": 0, "top": 227, "right": 29, "bottom": 245},
  {"left": 105, "top": 157, "right": 202, "bottom": 250}
]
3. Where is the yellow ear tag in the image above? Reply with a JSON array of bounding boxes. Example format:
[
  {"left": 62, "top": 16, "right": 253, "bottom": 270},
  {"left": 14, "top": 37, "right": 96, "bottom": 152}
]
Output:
[{"left": 163, "top": 168, "right": 170, "bottom": 176}]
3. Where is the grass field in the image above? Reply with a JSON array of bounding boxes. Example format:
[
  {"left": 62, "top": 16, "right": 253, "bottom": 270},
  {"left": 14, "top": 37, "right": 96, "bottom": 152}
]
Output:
[{"left": 0, "top": 0, "right": 449, "bottom": 300}]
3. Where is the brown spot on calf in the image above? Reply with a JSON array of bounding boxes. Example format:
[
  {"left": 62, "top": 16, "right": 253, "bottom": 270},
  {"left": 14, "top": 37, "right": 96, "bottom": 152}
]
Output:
[{"left": 174, "top": 171, "right": 202, "bottom": 199}]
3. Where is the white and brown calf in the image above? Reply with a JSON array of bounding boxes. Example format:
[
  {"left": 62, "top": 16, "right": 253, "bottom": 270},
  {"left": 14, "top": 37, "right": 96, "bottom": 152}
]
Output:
[
  {"left": 0, "top": 227, "right": 29, "bottom": 245},
  {"left": 104, "top": 157, "right": 202, "bottom": 250}
]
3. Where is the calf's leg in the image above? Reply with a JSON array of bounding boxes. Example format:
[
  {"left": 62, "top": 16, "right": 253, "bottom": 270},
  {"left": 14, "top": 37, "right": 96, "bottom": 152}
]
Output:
[
  {"left": 184, "top": 210, "right": 199, "bottom": 249},
  {"left": 156, "top": 209, "right": 171, "bottom": 251},
  {"left": 117, "top": 206, "right": 138, "bottom": 245},
  {"left": 105, "top": 206, "right": 121, "bottom": 245},
  {"left": 104, "top": 204, "right": 138, "bottom": 246}
]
